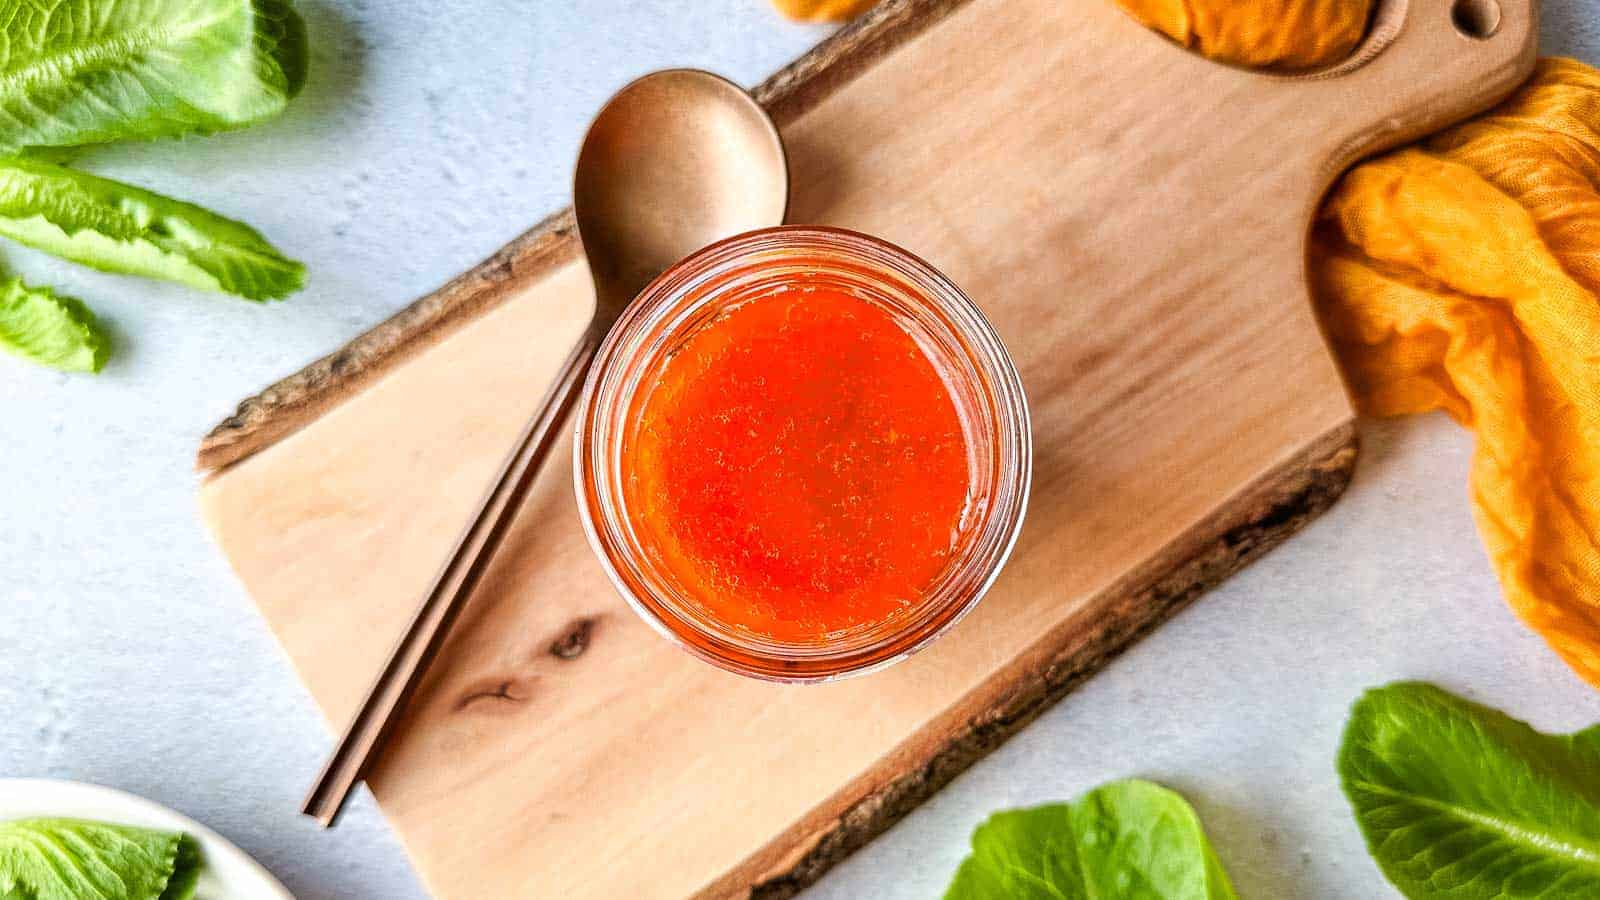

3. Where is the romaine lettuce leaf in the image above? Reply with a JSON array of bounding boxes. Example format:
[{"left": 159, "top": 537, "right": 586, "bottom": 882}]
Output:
[
  {"left": 1339, "top": 682, "right": 1600, "bottom": 899},
  {"left": 0, "top": 0, "right": 306, "bottom": 154},
  {"left": 0, "top": 156, "right": 304, "bottom": 300},
  {"left": 943, "top": 779, "right": 1239, "bottom": 900},
  {"left": 0, "top": 276, "right": 110, "bottom": 372},
  {"left": 0, "top": 817, "right": 201, "bottom": 900}
]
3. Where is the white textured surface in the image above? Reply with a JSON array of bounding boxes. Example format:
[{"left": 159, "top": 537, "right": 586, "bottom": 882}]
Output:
[{"left": 1, "top": 3, "right": 1597, "bottom": 899}]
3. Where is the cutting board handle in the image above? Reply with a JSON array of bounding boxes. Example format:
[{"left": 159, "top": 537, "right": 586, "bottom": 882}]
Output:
[{"left": 1292, "top": 0, "right": 1538, "bottom": 188}]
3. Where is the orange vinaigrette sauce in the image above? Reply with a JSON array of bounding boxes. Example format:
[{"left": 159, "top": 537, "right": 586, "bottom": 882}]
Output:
[{"left": 621, "top": 280, "right": 974, "bottom": 643}]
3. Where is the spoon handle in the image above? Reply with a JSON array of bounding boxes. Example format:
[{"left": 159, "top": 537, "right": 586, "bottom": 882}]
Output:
[{"left": 301, "top": 328, "right": 602, "bottom": 827}]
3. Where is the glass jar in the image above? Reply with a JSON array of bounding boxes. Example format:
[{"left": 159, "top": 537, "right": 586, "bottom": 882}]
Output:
[{"left": 574, "top": 226, "right": 1031, "bottom": 681}]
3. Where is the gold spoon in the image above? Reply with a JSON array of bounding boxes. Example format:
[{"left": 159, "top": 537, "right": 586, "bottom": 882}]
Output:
[{"left": 302, "top": 69, "right": 789, "bottom": 827}]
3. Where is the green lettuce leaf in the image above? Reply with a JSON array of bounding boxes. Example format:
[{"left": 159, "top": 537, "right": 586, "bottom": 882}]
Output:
[
  {"left": 0, "top": 276, "right": 110, "bottom": 371},
  {"left": 0, "top": 817, "right": 202, "bottom": 900},
  {"left": 943, "top": 779, "right": 1239, "bottom": 900},
  {"left": 0, "top": 156, "right": 304, "bottom": 300},
  {"left": 1339, "top": 682, "right": 1600, "bottom": 899},
  {"left": 0, "top": 0, "right": 306, "bottom": 154}
]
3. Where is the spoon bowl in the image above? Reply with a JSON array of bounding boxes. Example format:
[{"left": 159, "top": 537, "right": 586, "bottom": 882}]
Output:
[{"left": 575, "top": 69, "right": 788, "bottom": 326}]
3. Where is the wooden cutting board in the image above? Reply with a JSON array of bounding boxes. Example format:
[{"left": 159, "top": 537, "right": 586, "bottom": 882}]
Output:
[{"left": 198, "top": 0, "right": 1536, "bottom": 896}]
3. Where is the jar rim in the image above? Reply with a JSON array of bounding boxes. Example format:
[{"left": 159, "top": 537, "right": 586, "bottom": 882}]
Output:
[{"left": 574, "top": 226, "right": 1032, "bottom": 682}]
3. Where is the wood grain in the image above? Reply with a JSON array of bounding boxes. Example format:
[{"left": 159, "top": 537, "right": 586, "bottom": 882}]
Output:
[{"left": 199, "top": 0, "right": 1536, "bottom": 896}]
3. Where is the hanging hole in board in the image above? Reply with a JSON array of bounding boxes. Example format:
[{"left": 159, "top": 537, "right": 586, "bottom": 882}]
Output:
[{"left": 1451, "top": 0, "right": 1501, "bottom": 39}]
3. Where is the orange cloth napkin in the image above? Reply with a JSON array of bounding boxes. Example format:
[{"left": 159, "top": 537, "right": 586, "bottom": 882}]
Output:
[
  {"left": 771, "top": 0, "right": 876, "bottom": 22},
  {"left": 1120, "top": 0, "right": 1372, "bottom": 69},
  {"left": 771, "top": 0, "right": 1600, "bottom": 688},
  {"left": 1311, "top": 59, "right": 1600, "bottom": 687}
]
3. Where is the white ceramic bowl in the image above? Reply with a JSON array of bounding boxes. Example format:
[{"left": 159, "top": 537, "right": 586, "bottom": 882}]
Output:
[{"left": 0, "top": 778, "right": 293, "bottom": 899}]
